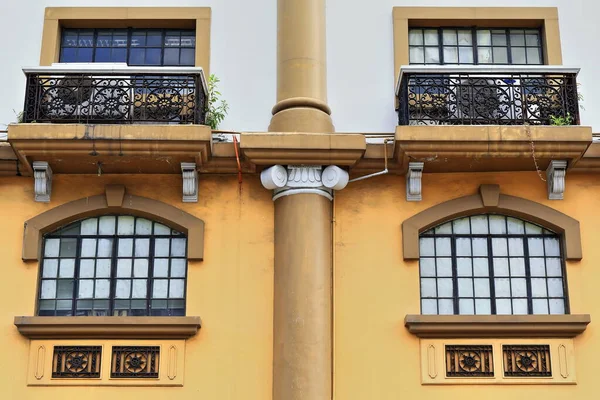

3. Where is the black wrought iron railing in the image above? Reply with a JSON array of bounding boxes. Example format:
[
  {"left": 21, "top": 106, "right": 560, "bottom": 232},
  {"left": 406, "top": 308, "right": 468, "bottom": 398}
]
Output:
[
  {"left": 396, "top": 66, "right": 580, "bottom": 126},
  {"left": 22, "top": 66, "right": 207, "bottom": 124}
]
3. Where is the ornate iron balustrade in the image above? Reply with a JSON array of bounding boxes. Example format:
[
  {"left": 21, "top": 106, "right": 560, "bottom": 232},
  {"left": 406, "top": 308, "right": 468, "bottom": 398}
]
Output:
[
  {"left": 396, "top": 66, "right": 580, "bottom": 126},
  {"left": 22, "top": 65, "right": 207, "bottom": 125}
]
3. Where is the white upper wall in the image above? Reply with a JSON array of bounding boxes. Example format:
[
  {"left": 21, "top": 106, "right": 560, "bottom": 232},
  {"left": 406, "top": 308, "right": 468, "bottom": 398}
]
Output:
[{"left": 0, "top": 0, "right": 598, "bottom": 133}]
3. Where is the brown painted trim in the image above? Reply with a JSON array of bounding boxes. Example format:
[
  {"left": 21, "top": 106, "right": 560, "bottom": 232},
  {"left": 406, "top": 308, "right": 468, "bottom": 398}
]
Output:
[
  {"left": 23, "top": 186, "right": 205, "bottom": 261},
  {"left": 404, "top": 314, "right": 590, "bottom": 338},
  {"left": 402, "top": 184, "right": 582, "bottom": 260},
  {"left": 14, "top": 316, "right": 201, "bottom": 339}
]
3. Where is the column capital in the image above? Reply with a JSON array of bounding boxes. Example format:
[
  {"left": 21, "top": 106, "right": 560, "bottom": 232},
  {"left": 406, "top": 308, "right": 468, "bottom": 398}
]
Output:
[{"left": 261, "top": 165, "right": 349, "bottom": 201}]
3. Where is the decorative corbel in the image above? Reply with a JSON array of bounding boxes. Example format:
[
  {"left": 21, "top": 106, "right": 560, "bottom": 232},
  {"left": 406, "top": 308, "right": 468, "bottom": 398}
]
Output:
[
  {"left": 406, "top": 162, "right": 424, "bottom": 201},
  {"left": 33, "top": 161, "right": 52, "bottom": 203},
  {"left": 181, "top": 162, "right": 198, "bottom": 203},
  {"left": 546, "top": 160, "right": 567, "bottom": 200}
]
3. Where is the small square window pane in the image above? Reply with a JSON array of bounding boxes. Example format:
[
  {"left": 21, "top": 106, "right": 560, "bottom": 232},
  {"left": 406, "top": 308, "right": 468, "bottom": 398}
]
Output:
[
  {"left": 510, "top": 31, "right": 525, "bottom": 46},
  {"left": 512, "top": 299, "right": 528, "bottom": 315},
  {"left": 422, "top": 299, "right": 437, "bottom": 315},
  {"left": 493, "top": 258, "right": 509, "bottom": 276},
  {"left": 77, "top": 48, "right": 93, "bottom": 62},
  {"left": 424, "top": 30, "right": 438, "bottom": 45},
  {"left": 60, "top": 238, "right": 77, "bottom": 257},
  {"left": 116, "top": 280, "right": 131, "bottom": 298},
  {"left": 134, "top": 259, "right": 149, "bottom": 278},
  {"left": 97, "top": 239, "right": 113, "bottom": 257},
  {"left": 548, "top": 278, "right": 564, "bottom": 297},
  {"left": 117, "top": 259, "right": 132, "bottom": 277},
  {"left": 530, "top": 258, "right": 546, "bottom": 277},
  {"left": 489, "top": 215, "right": 506, "bottom": 234},
  {"left": 424, "top": 47, "right": 440, "bottom": 64},
  {"left": 496, "top": 299, "right": 512, "bottom": 315},
  {"left": 493, "top": 47, "right": 508, "bottom": 64},
  {"left": 437, "top": 278, "right": 453, "bottom": 297},
  {"left": 81, "top": 218, "right": 98, "bottom": 235},
  {"left": 40, "top": 280, "right": 57, "bottom": 299},
  {"left": 81, "top": 239, "right": 97, "bottom": 257},
  {"left": 544, "top": 238, "right": 560, "bottom": 256},
  {"left": 59, "top": 259, "right": 75, "bottom": 278},
  {"left": 420, "top": 258, "right": 435, "bottom": 277},
  {"left": 546, "top": 258, "right": 562, "bottom": 277},
  {"left": 492, "top": 238, "right": 508, "bottom": 256},
  {"left": 525, "top": 222, "right": 543, "bottom": 234},
  {"left": 171, "top": 238, "right": 186, "bottom": 257},
  {"left": 458, "top": 278, "right": 473, "bottom": 297},
  {"left": 437, "top": 258, "right": 452, "bottom": 277},
  {"left": 153, "top": 279, "right": 169, "bottom": 298},
  {"left": 421, "top": 278, "right": 437, "bottom": 298},
  {"left": 526, "top": 33, "right": 540, "bottom": 46},
  {"left": 61, "top": 48, "right": 76, "bottom": 63},
  {"left": 528, "top": 238, "right": 544, "bottom": 256},
  {"left": 474, "top": 278, "right": 490, "bottom": 298},
  {"left": 171, "top": 259, "right": 186, "bottom": 277},
  {"left": 442, "top": 30, "right": 457, "bottom": 45},
  {"left": 44, "top": 239, "right": 60, "bottom": 257},
  {"left": 456, "top": 238, "right": 471, "bottom": 256},
  {"left": 452, "top": 218, "right": 470, "bottom": 234},
  {"left": 147, "top": 32, "right": 162, "bottom": 46},
  {"left": 473, "top": 258, "right": 489, "bottom": 276},
  {"left": 507, "top": 218, "right": 524, "bottom": 234},
  {"left": 477, "top": 30, "right": 492, "bottom": 46},
  {"left": 95, "top": 48, "right": 111, "bottom": 62},
  {"left": 169, "top": 279, "right": 185, "bottom": 298},
  {"left": 511, "top": 278, "right": 527, "bottom": 297},
  {"left": 155, "top": 238, "right": 170, "bottom": 257},
  {"left": 475, "top": 299, "right": 492, "bottom": 315},
  {"left": 154, "top": 258, "right": 169, "bottom": 277},
  {"left": 478, "top": 47, "right": 493, "bottom": 63},
  {"left": 511, "top": 47, "right": 526, "bottom": 64},
  {"left": 164, "top": 48, "right": 180, "bottom": 65},
  {"left": 549, "top": 299, "right": 566, "bottom": 314},
  {"left": 180, "top": 48, "right": 195, "bottom": 66},
  {"left": 472, "top": 238, "right": 488, "bottom": 256},
  {"left": 145, "top": 48, "right": 161, "bottom": 65},
  {"left": 410, "top": 47, "right": 425, "bottom": 64},
  {"left": 470, "top": 216, "right": 489, "bottom": 234},
  {"left": 527, "top": 47, "right": 542, "bottom": 64},
  {"left": 420, "top": 238, "right": 435, "bottom": 256},
  {"left": 457, "top": 258, "right": 472, "bottom": 277},
  {"left": 154, "top": 223, "right": 171, "bottom": 235},
  {"left": 117, "top": 216, "right": 135, "bottom": 235},
  {"left": 118, "top": 238, "right": 133, "bottom": 257},
  {"left": 131, "top": 33, "right": 146, "bottom": 47},
  {"left": 458, "top": 47, "right": 474, "bottom": 64},
  {"left": 531, "top": 278, "right": 548, "bottom": 297},
  {"left": 436, "top": 238, "right": 451, "bottom": 256},
  {"left": 438, "top": 299, "right": 454, "bottom": 315},
  {"left": 56, "top": 299, "right": 73, "bottom": 311},
  {"left": 136, "top": 218, "right": 152, "bottom": 234},
  {"left": 99, "top": 216, "right": 116, "bottom": 235},
  {"left": 459, "top": 299, "right": 474, "bottom": 315},
  {"left": 457, "top": 30, "right": 472, "bottom": 45},
  {"left": 57, "top": 280, "right": 73, "bottom": 298},
  {"left": 409, "top": 30, "right": 423, "bottom": 45},
  {"left": 39, "top": 299, "right": 55, "bottom": 310},
  {"left": 129, "top": 48, "right": 145, "bottom": 65},
  {"left": 492, "top": 30, "right": 507, "bottom": 45},
  {"left": 510, "top": 258, "right": 526, "bottom": 277},
  {"left": 78, "top": 280, "right": 94, "bottom": 299},
  {"left": 132, "top": 279, "right": 147, "bottom": 298},
  {"left": 43, "top": 259, "right": 58, "bottom": 278},
  {"left": 533, "top": 299, "right": 549, "bottom": 314},
  {"left": 135, "top": 238, "right": 150, "bottom": 257},
  {"left": 435, "top": 222, "right": 452, "bottom": 234},
  {"left": 62, "top": 32, "right": 78, "bottom": 46},
  {"left": 442, "top": 47, "right": 458, "bottom": 64},
  {"left": 495, "top": 278, "right": 511, "bottom": 297},
  {"left": 95, "top": 279, "right": 110, "bottom": 298},
  {"left": 96, "top": 259, "right": 111, "bottom": 278}
]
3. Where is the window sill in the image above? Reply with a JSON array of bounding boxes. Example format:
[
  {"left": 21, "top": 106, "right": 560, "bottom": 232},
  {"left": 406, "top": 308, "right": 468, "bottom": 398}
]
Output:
[
  {"left": 14, "top": 316, "right": 201, "bottom": 339},
  {"left": 404, "top": 314, "right": 590, "bottom": 338}
]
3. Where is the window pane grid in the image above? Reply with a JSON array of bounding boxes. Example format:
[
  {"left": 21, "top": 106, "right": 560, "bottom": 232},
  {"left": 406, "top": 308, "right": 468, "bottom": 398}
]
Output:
[
  {"left": 38, "top": 216, "right": 187, "bottom": 316},
  {"left": 419, "top": 215, "right": 567, "bottom": 315}
]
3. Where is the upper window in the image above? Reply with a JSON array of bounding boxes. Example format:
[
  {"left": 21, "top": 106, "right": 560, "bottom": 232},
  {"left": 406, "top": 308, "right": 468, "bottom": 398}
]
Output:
[
  {"left": 60, "top": 28, "right": 196, "bottom": 66},
  {"left": 409, "top": 28, "right": 543, "bottom": 65},
  {"left": 38, "top": 216, "right": 187, "bottom": 317},
  {"left": 419, "top": 215, "right": 568, "bottom": 316}
]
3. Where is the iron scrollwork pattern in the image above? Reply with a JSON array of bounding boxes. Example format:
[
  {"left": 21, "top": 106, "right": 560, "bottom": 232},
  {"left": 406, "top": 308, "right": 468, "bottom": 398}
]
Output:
[
  {"left": 445, "top": 345, "right": 494, "bottom": 377},
  {"left": 52, "top": 346, "right": 102, "bottom": 378},
  {"left": 23, "top": 73, "right": 206, "bottom": 125},
  {"left": 398, "top": 72, "right": 580, "bottom": 126},
  {"left": 111, "top": 346, "right": 160, "bottom": 378},
  {"left": 503, "top": 345, "right": 552, "bottom": 377}
]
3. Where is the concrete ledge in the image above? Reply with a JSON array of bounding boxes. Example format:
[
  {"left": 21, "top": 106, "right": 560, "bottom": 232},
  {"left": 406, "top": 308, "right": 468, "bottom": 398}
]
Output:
[
  {"left": 404, "top": 314, "right": 591, "bottom": 338},
  {"left": 15, "top": 316, "right": 202, "bottom": 339}
]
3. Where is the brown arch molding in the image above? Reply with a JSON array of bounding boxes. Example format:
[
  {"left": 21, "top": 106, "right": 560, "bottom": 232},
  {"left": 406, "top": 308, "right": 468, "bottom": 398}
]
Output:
[
  {"left": 22, "top": 185, "right": 205, "bottom": 261},
  {"left": 402, "top": 184, "right": 582, "bottom": 261}
]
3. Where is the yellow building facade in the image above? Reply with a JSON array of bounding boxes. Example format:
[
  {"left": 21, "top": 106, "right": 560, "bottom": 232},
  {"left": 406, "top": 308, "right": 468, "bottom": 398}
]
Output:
[{"left": 0, "top": 2, "right": 598, "bottom": 399}]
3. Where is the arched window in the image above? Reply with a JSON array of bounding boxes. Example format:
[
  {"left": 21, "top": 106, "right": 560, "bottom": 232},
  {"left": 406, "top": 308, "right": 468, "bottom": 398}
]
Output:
[
  {"left": 419, "top": 215, "right": 568, "bottom": 316},
  {"left": 38, "top": 215, "right": 187, "bottom": 317}
]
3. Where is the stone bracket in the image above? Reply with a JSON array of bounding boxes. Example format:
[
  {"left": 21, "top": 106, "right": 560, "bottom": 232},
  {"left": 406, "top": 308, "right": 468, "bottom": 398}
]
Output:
[
  {"left": 406, "top": 162, "right": 424, "bottom": 201},
  {"left": 181, "top": 162, "right": 198, "bottom": 203},
  {"left": 33, "top": 161, "right": 52, "bottom": 203},
  {"left": 546, "top": 160, "right": 567, "bottom": 200}
]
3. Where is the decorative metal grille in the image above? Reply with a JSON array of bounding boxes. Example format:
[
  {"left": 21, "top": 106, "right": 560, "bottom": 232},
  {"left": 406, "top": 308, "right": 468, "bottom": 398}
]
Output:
[
  {"left": 111, "top": 346, "right": 160, "bottom": 378},
  {"left": 446, "top": 345, "right": 494, "bottom": 377},
  {"left": 503, "top": 345, "right": 552, "bottom": 377},
  {"left": 397, "top": 71, "right": 580, "bottom": 126},
  {"left": 23, "top": 72, "right": 206, "bottom": 124},
  {"left": 52, "top": 346, "right": 102, "bottom": 378}
]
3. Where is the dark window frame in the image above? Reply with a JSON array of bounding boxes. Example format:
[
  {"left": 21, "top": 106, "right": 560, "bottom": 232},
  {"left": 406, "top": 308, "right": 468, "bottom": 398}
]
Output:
[{"left": 408, "top": 27, "right": 544, "bottom": 65}]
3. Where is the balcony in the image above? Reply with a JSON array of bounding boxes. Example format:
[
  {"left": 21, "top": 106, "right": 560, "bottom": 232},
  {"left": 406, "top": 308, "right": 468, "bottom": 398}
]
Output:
[
  {"left": 396, "top": 66, "right": 580, "bottom": 126},
  {"left": 22, "top": 64, "right": 207, "bottom": 125}
]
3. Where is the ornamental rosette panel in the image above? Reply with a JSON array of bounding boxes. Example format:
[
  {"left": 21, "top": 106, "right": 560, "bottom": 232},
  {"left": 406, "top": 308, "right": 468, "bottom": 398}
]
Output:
[
  {"left": 503, "top": 345, "right": 552, "bottom": 377},
  {"left": 52, "top": 346, "right": 102, "bottom": 378},
  {"left": 445, "top": 345, "right": 494, "bottom": 377},
  {"left": 111, "top": 346, "right": 160, "bottom": 378}
]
